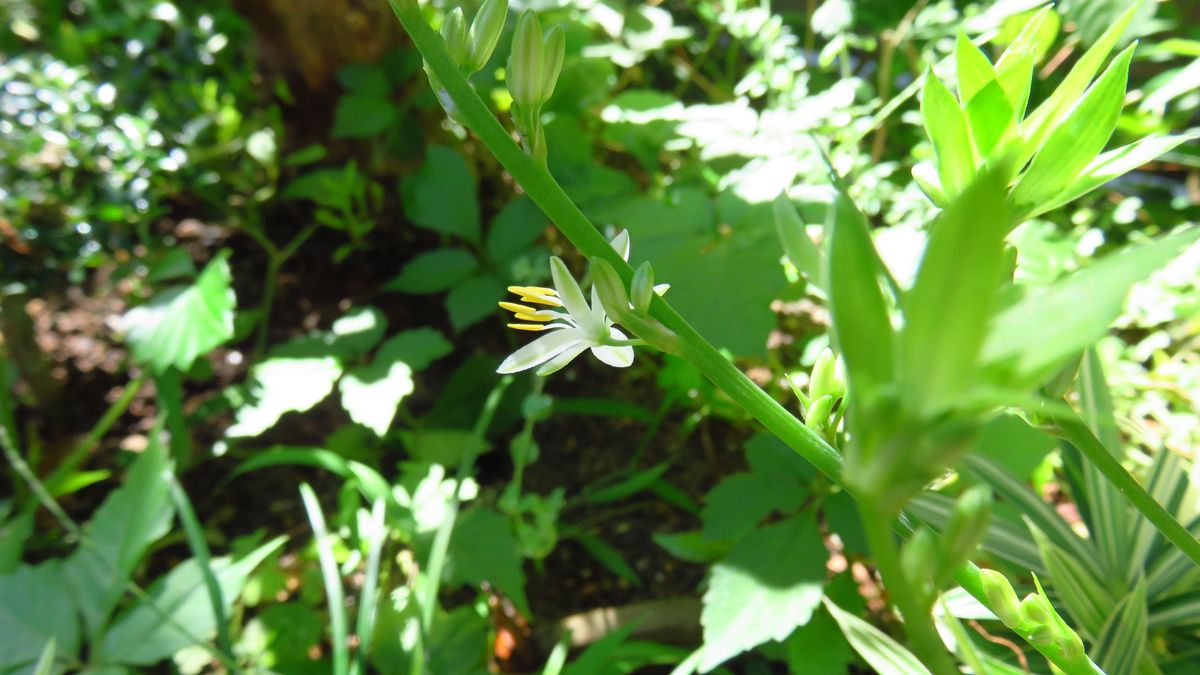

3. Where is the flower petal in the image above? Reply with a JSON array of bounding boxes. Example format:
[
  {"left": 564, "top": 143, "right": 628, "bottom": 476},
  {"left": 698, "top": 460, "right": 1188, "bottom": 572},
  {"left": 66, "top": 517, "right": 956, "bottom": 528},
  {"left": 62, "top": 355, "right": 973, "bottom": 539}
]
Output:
[
  {"left": 589, "top": 283, "right": 609, "bottom": 327},
  {"left": 549, "top": 257, "right": 598, "bottom": 331},
  {"left": 535, "top": 341, "right": 590, "bottom": 376},
  {"left": 496, "top": 327, "right": 584, "bottom": 374},
  {"left": 590, "top": 326, "right": 634, "bottom": 368},
  {"left": 610, "top": 230, "right": 630, "bottom": 261}
]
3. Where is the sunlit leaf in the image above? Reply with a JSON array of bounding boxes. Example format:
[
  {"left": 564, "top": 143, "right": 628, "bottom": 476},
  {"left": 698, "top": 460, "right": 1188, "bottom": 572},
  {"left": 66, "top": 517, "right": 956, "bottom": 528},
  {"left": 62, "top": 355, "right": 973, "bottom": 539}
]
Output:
[
  {"left": 1090, "top": 578, "right": 1148, "bottom": 675},
  {"left": 921, "top": 68, "right": 976, "bottom": 198},
  {"left": 339, "top": 329, "right": 452, "bottom": 435},
  {"left": 822, "top": 596, "right": 931, "bottom": 675}
]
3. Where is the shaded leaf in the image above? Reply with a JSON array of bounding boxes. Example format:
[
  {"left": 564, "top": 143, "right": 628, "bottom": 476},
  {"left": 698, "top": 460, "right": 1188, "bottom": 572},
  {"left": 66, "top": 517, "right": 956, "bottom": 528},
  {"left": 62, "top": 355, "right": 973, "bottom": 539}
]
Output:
[
  {"left": 822, "top": 596, "right": 930, "bottom": 675},
  {"left": 0, "top": 561, "right": 80, "bottom": 672},
  {"left": 445, "top": 508, "right": 529, "bottom": 614},
  {"left": 402, "top": 146, "right": 481, "bottom": 242},
  {"left": 386, "top": 248, "right": 480, "bottom": 294}
]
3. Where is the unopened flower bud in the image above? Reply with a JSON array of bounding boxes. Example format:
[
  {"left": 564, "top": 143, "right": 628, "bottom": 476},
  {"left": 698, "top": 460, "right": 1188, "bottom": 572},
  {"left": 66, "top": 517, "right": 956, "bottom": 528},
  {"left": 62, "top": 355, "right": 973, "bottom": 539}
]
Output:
[
  {"left": 805, "top": 395, "right": 835, "bottom": 432},
  {"left": 940, "top": 485, "right": 991, "bottom": 572},
  {"left": 441, "top": 8, "right": 469, "bottom": 69},
  {"left": 978, "top": 568, "right": 1023, "bottom": 627},
  {"left": 590, "top": 257, "right": 632, "bottom": 323},
  {"left": 808, "top": 348, "right": 844, "bottom": 402},
  {"left": 540, "top": 25, "right": 566, "bottom": 102},
  {"left": 466, "top": 0, "right": 508, "bottom": 73},
  {"left": 508, "top": 10, "right": 543, "bottom": 109},
  {"left": 900, "top": 527, "right": 938, "bottom": 606},
  {"left": 773, "top": 193, "right": 824, "bottom": 284},
  {"left": 1019, "top": 593, "right": 1053, "bottom": 626},
  {"left": 631, "top": 262, "right": 655, "bottom": 314}
]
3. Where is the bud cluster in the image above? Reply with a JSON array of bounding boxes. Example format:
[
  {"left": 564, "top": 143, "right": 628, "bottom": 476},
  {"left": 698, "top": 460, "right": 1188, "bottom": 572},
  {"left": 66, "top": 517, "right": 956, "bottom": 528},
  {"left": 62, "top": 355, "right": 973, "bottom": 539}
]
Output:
[
  {"left": 425, "top": 0, "right": 509, "bottom": 122},
  {"left": 900, "top": 485, "right": 992, "bottom": 608},
  {"left": 979, "top": 569, "right": 1086, "bottom": 661},
  {"left": 590, "top": 257, "right": 679, "bottom": 354},
  {"left": 507, "top": 10, "right": 565, "bottom": 163}
]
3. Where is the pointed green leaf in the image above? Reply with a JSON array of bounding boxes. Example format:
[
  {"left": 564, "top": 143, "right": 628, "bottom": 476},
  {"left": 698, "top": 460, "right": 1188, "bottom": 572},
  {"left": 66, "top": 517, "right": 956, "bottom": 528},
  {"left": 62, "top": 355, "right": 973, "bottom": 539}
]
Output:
[
  {"left": 1128, "top": 449, "right": 1187, "bottom": 583},
  {"left": 822, "top": 596, "right": 931, "bottom": 675},
  {"left": 902, "top": 164, "right": 1015, "bottom": 416},
  {"left": 0, "top": 561, "right": 80, "bottom": 672},
  {"left": 1021, "top": 2, "right": 1142, "bottom": 155},
  {"left": 921, "top": 68, "right": 976, "bottom": 198},
  {"left": 1077, "top": 348, "right": 1131, "bottom": 584},
  {"left": 956, "top": 33, "right": 997, "bottom": 103},
  {"left": 773, "top": 193, "right": 825, "bottom": 289},
  {"left": 1147, "top": 516, "right": 1200, "bottom": 599},
  {"left": 995, "top": 7, "right": 1057, "bottom": 119},
  {"left": 982, "top": 228, "right": 1200, "bottom": 389},
  {"left": 1090, "top": 579, "right": 1148, "bottom": 675},
  {"left": 825, "top": 186, "right": 895, "bottom": 403},
  {"left": 1148, "top": 590, "right": 1200, "bottom": 629},
  {"left": 965, "top": 80, "right": 1016, "bottom": 157},
  {"left": 1013, "top": 44, "right": 1135, "bottom": 214}
]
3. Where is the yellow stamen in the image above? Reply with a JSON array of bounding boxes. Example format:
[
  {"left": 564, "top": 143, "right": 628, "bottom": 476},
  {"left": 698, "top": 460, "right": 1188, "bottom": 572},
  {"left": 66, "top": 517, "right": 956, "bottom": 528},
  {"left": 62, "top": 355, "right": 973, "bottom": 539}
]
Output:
[
  {"left": 499, "top": 301, "right": 538, "bottom": 314},
  {"left": 515, "top": 312, "right": 552, "bottom": 322},
  {"left": 508, "top": 323, "right": 549, "bottom": 331},
  {"left": 520, "top": 295, "right": 561, "bottom": 307},
  {"left": 509, "top": 285, "right": 557, "bottom": 296}
]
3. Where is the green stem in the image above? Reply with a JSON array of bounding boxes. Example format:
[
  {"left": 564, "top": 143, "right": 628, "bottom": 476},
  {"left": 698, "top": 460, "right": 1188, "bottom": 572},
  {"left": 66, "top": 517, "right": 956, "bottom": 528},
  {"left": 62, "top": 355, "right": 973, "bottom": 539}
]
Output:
[
  {"left": 168, "top": 474, "right": 235, "bottom": 664},
  {"left": 861, "top": 502, "right": 958, "bottom": 675},
  {"left": 1054, "top": 408, "right": 1200, "bottom": 570},
  {"left": 385, "top": 5, "right": 1104, "bottom": 672},
  {"left": 42, "top": 372, "right": 149, "bottom": 496}
]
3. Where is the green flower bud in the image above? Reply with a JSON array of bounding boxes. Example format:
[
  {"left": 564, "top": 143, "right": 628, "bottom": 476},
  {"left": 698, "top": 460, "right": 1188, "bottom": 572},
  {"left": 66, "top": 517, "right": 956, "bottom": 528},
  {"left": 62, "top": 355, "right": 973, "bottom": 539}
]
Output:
[
  {"left": 539, "top": 25, "right": 566, "bottom": 103},
  {"left": 508, "top": 10, "right": 543, "bottom": 109},
  {"left": 808, "top": 348, "right": 844, "bottom": 402},
  {"left": 940, "top": 485, "right": 991, "bottom": 573},
  {"left": 900, "top": 527, "right": 938, "bottom": 606},
  {"left": 590, "top": 257, "right": 632, "bottom": 323},
  {"left": 466, "top": 0, "right": 508, "bottom": 74},
  {"left": 1019, "top": 593, "right": 1053, "bottom": 627},
  {"left": 978, "top": 568, "right": 1023, "bottom": 627},
  {"left": 631, "top": 261, "right": 654, "bottom": 314},
  {"left": 441, "top": 7, "right": 469, "bottom": 69},
  {"left": 805, "top": 395, "right": 835, "bottom": 432}
]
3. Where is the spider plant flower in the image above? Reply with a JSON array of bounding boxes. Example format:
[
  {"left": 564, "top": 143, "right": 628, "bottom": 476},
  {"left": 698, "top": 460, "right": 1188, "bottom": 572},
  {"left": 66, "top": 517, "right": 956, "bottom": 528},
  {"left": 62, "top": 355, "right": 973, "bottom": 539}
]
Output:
[{"left": 497, "top": 257, "right": 635, "bottom": 376}]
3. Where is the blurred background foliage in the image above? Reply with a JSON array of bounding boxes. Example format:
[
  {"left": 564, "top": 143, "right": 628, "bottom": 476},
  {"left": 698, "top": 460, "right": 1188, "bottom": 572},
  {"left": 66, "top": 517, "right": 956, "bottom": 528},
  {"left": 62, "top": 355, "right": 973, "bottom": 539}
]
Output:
[{"left": 1, "top": 0, "right": 1199, "bottom": 673}]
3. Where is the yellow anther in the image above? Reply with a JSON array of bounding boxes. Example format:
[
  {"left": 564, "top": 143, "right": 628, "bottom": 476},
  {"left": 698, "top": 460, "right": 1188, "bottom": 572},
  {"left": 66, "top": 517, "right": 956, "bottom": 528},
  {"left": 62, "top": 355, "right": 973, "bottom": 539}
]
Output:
[
  {"left": 509, "top": 285, "right": 556, "bottom": 296},
  {"left": 499, "top": 301, "right": 538, "bottom": 314},
  {"left": 520, "top": 294, "right": 561, "bottom": 307},
  {"left": 508, "top": 323, "right": 549, "bottom": 331},
  {"left": 515, "top": 312, "right": 552, "bottom": 322}
]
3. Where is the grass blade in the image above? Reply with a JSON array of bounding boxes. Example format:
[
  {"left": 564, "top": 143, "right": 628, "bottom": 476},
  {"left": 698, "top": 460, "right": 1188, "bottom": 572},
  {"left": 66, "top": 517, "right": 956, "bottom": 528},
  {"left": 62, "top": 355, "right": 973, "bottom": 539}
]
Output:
[
  {"left": 352, "top": 498, "right": 388, "bottom": 675},
  {"left": 1128, "top": 449, "right": 1187, "bottom": 582},
  {"left": 167, "top": 474, "right": 234, "bottom": 665},
  {"left": 1090, "top": 578, "right": 1148, "bottom": 675},
  {"left": 300, "top": 482, "right": 349, "bottom": 675},
  {"left": 1077, "top": 349, "right": 1132, "bottom": 586},
  {"left": 823, "top": 597, "right": 931, "bottom": 675}
]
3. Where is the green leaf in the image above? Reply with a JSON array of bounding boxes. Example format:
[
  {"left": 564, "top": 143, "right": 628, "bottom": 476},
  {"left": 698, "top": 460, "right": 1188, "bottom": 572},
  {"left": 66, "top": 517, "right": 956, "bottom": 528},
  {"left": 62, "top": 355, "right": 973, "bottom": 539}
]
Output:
[
  {"left": 974, "top": 413, "right": 1056, "bottom": 480},
  {"left": 994, "top": 7, "right": 1057, "bottom": 119},
  {"left": 822, "top": 596, "right": 931, "bottom": 675},
  {"left": 825, "top": 185, "right": 895, "bottom": 403},
  {"left": 1031, "top": 526, "right": 1114, "bottom": 639},
  {"left": 338, "top": 63, "right": 392, "bottom": 96},
  {"left": 232, "top": 446, "right": 391, "bottom": 503},
  {"left": 445, "top": 508, "right": 529, "bottom": 614},
  {"left": 901, "top": 163, "right": 1015, "bottom": 416},
  {"left": 446, "top": 274, "right": 506, "bottom": 331},
  {"left": 121, "top": 255, "right": 236, "bottom": 374},
  {"left": 956, "top": 33, "right": 997, "bottom": 104},
  {"left": 1012, "top": 44, "right": 1135, "bottom": 214},
  {"left": 908, "top": 492, "right": 1045, "bottom": 574},
  {"left": 1077, "top": 349, "right": 1131, "bottom": 585},
  {"left": 0, "top": 561, "right": 80, "bottom": 672},
  {"left": 332, "top": 96, "right": 397, "bottom": 138},
  {"left": 921, "top": 67, "right": 976, "bottom": 198},
  {"left": 1021, "top": 2, "right": 1141, "bottom": 155},
  {"left": 98, "top": 538, "right": 284, "bottom": 665},
  {"left": 653, "top": 531, "right": 731, "bottom": 564},
  {"left": 584, "top": 464, "right": 670, "bottom": 504},
  {"left": 964, "top": 80, "right": 1016, "bottom": 157},
  {"left": 402, "top": 146, "right": 481, "bottom": 242},
  {"left": 698, "top": 513, "right": 826, "bottom": 671},
  {"left": 575, "top": 532, "right": 642, "bottom": 588},
  {"left": 1037, "top": 132, "right": 1200, "bottom": 215},
  {"left": 784, "top": 606, "right": 855, "bottom": 675},
  {"left": 62, "top": 438, "right": 174, "bottom": 635},
  {"left": 486, "top": 196, "right": 549, "bottom": 263},
  {"left": 981, "top": 228, "right": 1200, "bottom": 389},
  {"left": 562, "top": 621, "right": 641, "bottom": 675},
  {"left": 330, "top": 306, "right": 387, "bottom": 357},
  {"left": 227, "top": 354, "right": 343, "bottom": 437},
  {"left": 773, "top": 193, "right": 825, "bottom": 289},
  {"left": 1128, "top": 449, "right": 1187, "bottom": 584},
  {"left": 1090, "top": 578, "right": 1148, "bottom": 675},
  {"left": 385, "top": 248, "right": 480, "bottom": 293},
  {"left": 339, "top": 329, "right": 452, "bottom": 435}
]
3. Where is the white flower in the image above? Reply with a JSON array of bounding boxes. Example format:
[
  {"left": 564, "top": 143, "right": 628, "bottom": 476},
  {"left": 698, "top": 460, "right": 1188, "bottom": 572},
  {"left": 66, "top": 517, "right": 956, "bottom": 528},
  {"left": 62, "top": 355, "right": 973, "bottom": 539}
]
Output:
[{"left": 496, "top": 256, "right": 635, "bottom": 376}]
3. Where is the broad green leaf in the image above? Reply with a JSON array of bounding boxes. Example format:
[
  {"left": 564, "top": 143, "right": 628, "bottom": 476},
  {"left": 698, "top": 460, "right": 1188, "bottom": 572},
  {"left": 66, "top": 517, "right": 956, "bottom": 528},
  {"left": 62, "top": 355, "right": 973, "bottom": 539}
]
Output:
[
  {"left": 401, "top": 146, "right": 481, "bottom": 242},
  {"left": 981, "top": 228, "right": 1200, "bottom": 389},
  {"left": 1090, "top": 579, "right": 1148, "bottom": 675},
  {"left": 385, "top": 248, "right": 480, "bottom": 293},
  {"left": 1021, "top": 2, "right": 1141, "bottom": 155},
  {"left": 994, "top": 7, "right": 1057, "bottom": 119},
  {"left": 0, "top": 561, "right": 80, "bottom": 672},
  {"left": 226, "top": 354, "right": 343, "bottom": 437},
  {"left": 62, "top": 439, "right": 174, "bottom": 635},
  {"left": 486, "top": 196, "right": 548, "bottom": 263},
  {"left": 562, "top": 621, "right": 641, "bottom": 675},
  {"left": 1077, "top": 349, "right": 1131, "bottom": 584},
  {"left": 921, "top": 68, "right": 976, "bottom": 198},
  {"left": 332, "top": 95, "right": 397, "bottom": 138},
  {"left": 698, "top": 513, "right": 826, "bottom": 672},
  {"left": 975, "top": 413, "right": 1057, "bottom": 480},
  {"left": 1036, "top": 132, "right": 1200, "bottom": 216},
  {"left": 773, "top": 193, "right": 824, "bottom": 288},
  {"left": 0, "top": 508, "right": 33, "bottom": 573},
  {"left": 961, "top": 455, "right": 1103, "bottom": 579},
  {"left": 446, "top": 274, "right": 506, "bottom": 331},
  {"left": 964, "top": 80, "right": 1016, "bottom": 157},
  {"left": 955, "top": 32, "right": 997, "bottom": 103},
  {"left": 339, "top": 329, "right": 452, "bottom": 435},
  {"left": 784, "top": 606, "right": 855, "bottom": 675},
  {"left": 1031, "top": 527, "right": 1114, "bottom": 639},
  {"left": 701, "top": 472, "right": 804, "bottom": 542},
  {"left": 1012, "top": 44, "right": 1135, "bottom": 214},
  {"left": 330, "top": 305, "right": 387, "bottom": 357},
  {"left": 822, "top": 596, "right": 931, "bottom": 675},
  {"left": 99, "top": 538, "right": 284, "bottom": 665},
  {"left": 902, "top": 164, "right": 1014, "bottom": 416},
  {"left": 825, "top": 187, "right": 895, "bottom": 402},
  {"left": 121, "top": 255, "right": 235, "bottom": 374},
  {"left": 445, "top": 508, "right": 529, "bottom": 614},
  {"left": 575, "top": 532, "right": 642, "bottom": 588}
]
